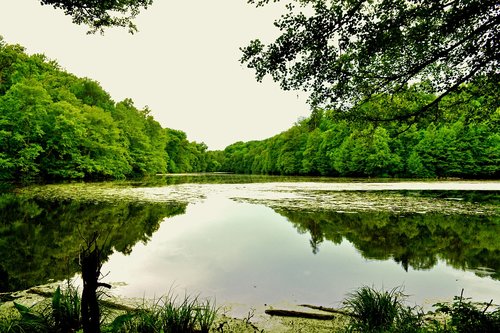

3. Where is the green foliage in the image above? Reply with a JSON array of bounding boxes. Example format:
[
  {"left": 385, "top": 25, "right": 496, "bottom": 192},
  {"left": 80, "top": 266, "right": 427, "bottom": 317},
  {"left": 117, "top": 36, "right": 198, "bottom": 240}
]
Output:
[
  {"left": 434, "top": 292, "right": 500, "bottom": 333},
  {"left": 340, "top": 286, "right": 500, "bottom": 333},
  {"left": 220, "top": 78, "right": 500, "bottom": 178},
  {"left": 51, "top": 285, "right": 82, "bottom": 332},
  {"left": 105, "top": 293, "right": 217, "bottom": 333},
  {"left": 39, "top": 1, "right": 153, "bottom": 34},
  {"left": 164, "top": 128, "right": 210, "bottom": 173},
  {"left": 243, "top": 1, "right": 498, "bottom": 120},
  {"left": 8, "top": 302, "right": 52, "bottom": 333},
  {"left": 343, "top": 286, "right": 424, "bottom": 333},
  {"left": 0, "top": 285, "right": 81, "bottom": 333},
  {"left": 0, "top": 38, "right": 211, "bottom": 181},
  {"left": 0, "top": 192, "right": 187, "bottom": 292},
  {"left": 1, "top": 282, "right": 217, "bottom": 333},
  {"left": 196, "top": 299, "right": 218, "bottom": 333},
  {"left": 161, "top": 294, "right": 199, "bottom": 333}
]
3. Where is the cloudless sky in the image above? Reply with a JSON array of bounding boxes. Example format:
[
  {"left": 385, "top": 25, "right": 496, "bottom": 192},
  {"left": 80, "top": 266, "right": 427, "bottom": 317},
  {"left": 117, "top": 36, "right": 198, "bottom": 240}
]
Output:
[{"left": 0, "top": 0, "right": 310, "bottom": 150}]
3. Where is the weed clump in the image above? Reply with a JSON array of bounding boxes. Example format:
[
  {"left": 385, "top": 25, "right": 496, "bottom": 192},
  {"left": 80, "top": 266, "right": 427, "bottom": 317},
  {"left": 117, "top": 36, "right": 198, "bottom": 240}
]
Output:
[
  {"left": 433, "top": 291, "right": 500, "bottom": 333},
  {"left": 107, "top": 293, "right": 218, "bottom": 333},
  {"left": 341, "top": 286, "right": 500, "bottom": 333},
  {"left": 0, "top": 286, "right": 218, "bottom": 333},
  {"left": 342, "top": 286, "right": 424, "bottom": 332},
  {"left": 0, "top": 285, "right": 82, "bottom": 333}
]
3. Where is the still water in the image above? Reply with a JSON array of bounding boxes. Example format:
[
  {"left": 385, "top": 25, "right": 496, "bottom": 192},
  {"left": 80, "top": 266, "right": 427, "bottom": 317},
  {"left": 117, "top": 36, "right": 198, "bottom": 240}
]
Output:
[{"left": 1, "top": 176, "right": 499, "bottom": 315}]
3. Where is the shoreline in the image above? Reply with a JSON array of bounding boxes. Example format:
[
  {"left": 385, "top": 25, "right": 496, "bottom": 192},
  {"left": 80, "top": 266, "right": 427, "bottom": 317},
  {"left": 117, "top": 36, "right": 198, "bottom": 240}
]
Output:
[{"left": 0, "top": 282, "right": 349, "bottom": 332}]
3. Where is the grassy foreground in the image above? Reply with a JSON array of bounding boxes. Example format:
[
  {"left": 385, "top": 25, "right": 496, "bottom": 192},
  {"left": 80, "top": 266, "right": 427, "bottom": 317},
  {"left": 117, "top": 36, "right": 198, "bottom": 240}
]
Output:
[{"left": 0, "top": 285, "right": 499, "bottom": 332}]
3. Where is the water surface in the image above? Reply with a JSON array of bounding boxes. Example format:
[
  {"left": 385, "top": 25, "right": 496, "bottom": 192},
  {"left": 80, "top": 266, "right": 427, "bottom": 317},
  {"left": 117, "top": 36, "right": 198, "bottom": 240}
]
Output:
[{"left": 2, "top": 176, "right": 499, "bottom": 315}]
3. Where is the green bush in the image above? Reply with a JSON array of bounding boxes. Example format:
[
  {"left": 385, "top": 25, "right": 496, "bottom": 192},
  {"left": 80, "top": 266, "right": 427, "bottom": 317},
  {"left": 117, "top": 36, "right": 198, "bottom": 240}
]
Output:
[{"left": 434, "top": 292, "right": 500, "bottom": 333}]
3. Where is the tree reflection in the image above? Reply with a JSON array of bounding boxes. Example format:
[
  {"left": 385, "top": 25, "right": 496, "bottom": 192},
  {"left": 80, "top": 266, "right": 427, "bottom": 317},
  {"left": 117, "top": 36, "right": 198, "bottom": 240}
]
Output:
[
  {"left": 0, "top": 193, "right": 186, "bottom": 292},
  {"left": 278, "top": 207, "right": 500, "bottom": 279}
]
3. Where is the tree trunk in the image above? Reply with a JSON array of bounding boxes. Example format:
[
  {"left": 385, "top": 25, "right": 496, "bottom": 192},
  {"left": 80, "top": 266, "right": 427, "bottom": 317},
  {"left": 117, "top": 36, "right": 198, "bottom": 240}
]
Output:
[{"left": 80, "top": 233, "right": 102, "bottom": 333}]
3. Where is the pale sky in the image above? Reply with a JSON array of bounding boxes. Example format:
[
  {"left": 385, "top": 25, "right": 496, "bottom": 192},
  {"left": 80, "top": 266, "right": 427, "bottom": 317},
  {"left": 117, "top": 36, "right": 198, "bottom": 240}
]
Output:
[{"left": 0, "top": 0, "right": 310, "bottom": 150}]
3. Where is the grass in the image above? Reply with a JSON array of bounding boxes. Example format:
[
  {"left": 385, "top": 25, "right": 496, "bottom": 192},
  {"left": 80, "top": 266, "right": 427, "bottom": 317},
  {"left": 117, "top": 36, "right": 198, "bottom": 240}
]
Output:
[
  {"left": 197, "top": 298, "right": 218, "bottom": 333},
  {"left": 342, "top": 286, "right": 500, "bottom": 333},
  {"left": 161, "top": 293, "right": 199, "bottom": 333},
  {"left": 342, "top": 286, "right": 426, "bottom": 332},
  {"left": 2, "top": 284, "right": 499, "bottom": 332},
  {"left": 0, "top": 285, "right": 82, "bottom": 333},
  {"left": 0, "top": 285, "right": 218, "bottom": 333},
  {"left": 105, "top": 292, "right": 218, "bottom": 333},
  {"left": 52, "top": 284, "right": 82, "bottom": 332}
]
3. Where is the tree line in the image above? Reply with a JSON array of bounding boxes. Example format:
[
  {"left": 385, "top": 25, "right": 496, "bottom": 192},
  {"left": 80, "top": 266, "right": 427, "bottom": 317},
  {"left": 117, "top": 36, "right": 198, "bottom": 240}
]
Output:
[
  {"left": 0, "top": 38, "right": 217, "bottom": 180},
  {"left": 217, "top": 77, "right": 500, "bottom": 178},
  {"left": 1, "top": 38, "right": 498, "bottom": 180}
]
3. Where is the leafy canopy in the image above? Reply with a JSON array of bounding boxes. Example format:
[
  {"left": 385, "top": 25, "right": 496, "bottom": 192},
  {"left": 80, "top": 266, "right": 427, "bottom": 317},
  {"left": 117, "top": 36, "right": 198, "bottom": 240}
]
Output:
[
  {"left": 242, "top": 0, "right": 499, "bottom": 121},
  {"left": 0, "top": 38, "right": 214, "bottom": 180},
  {"left": 40, "top": 0, "right": 153, "bottom": 33}
]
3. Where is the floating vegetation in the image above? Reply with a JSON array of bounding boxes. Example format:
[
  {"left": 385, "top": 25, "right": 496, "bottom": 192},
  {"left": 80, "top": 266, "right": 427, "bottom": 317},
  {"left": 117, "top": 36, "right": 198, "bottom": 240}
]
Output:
[
  {"left": 18, "top": 180, "right": 500, "bottom": 216},
  {"left": 234, "top": 189, "right": 500, "bottom": 216}
]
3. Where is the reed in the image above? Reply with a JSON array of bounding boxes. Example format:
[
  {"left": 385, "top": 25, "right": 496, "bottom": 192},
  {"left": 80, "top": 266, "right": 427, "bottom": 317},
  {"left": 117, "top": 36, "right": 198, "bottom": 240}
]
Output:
[
  {"left": 342, "top": 286, "right": 426, "bottom": 333},
  {"left": 196, "top": 298, "right": 218, "bottom": 333},
  {"left": 105, "top": 292, "right": 218, "bottom": 333}
]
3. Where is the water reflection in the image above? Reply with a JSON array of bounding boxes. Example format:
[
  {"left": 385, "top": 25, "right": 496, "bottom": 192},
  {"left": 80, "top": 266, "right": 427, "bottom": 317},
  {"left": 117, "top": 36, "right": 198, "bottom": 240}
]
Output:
[
  {"left": 0, "top": 193, "right": 186, "bottom": 292},
  {"left": 276, "top": 208, "right": 500, "bottom": 279},
  {"left": 100, "top": 196, "right": 499, "bottom": 312},
  {"left": 1, "top": 183, "right": 499, "bottom": 312}
]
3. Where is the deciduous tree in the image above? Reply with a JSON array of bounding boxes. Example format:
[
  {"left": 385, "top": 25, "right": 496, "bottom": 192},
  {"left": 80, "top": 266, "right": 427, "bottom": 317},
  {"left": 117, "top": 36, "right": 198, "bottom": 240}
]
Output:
[
  {"left": 40, "top": 0, "right": 153, "bottom": 33},
  {"left": 242, "top": 0, "right": 499, "bottom": 121}
]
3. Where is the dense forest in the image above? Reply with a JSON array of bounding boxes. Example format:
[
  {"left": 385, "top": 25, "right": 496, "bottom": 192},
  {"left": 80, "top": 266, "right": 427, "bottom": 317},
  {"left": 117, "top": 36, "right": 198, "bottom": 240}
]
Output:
[
  {"left": 1, "top": 38, "right": 499, "bottom": 180},
  {"left": 218, "top": 76, "right": 500, "bottom": 178},
  {"left": 0, "top": 38, "right": 217, "bottom": 180}
]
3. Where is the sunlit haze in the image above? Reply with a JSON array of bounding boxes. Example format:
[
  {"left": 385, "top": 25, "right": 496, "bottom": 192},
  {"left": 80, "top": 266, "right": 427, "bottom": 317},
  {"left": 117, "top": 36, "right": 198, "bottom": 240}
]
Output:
[{"left": 0, "top": 0, "right": 310, "bottom": 150}]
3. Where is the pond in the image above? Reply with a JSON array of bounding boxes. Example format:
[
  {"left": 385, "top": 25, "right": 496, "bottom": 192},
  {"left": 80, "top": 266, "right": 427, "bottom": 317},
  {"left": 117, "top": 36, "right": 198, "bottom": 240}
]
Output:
[{"left": 1, "top": 175, "right": 499, "bottom": 316}]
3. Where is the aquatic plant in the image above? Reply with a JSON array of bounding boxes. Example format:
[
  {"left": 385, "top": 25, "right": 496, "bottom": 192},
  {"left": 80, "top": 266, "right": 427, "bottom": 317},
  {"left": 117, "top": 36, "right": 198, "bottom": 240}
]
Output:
[
  {"left": 108, "top": 305, "right": 162, "bottom": 333},
  {"left": 342, "top": 286, "right": 425, "bottom": 333},
  {"left": 104, "top": 293, "right": 218, "bottom": 333},
  {"left": 51, "top": 285, "right": 82, "bottom": 332},
  {"left": 196, "top": 298, "right": 218, "bottom": 333},
  {"left": 0, "top": 285, "right": 82, "bottom": 333},
  {"left": 161, "top": 293, "right": 198, "bottom": 333}
]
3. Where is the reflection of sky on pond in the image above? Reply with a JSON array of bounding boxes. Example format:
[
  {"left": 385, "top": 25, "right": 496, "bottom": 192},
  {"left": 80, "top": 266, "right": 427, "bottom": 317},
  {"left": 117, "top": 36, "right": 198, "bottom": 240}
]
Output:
[{"left": 103, "top": 196, "right": 500, "bottom": 314}]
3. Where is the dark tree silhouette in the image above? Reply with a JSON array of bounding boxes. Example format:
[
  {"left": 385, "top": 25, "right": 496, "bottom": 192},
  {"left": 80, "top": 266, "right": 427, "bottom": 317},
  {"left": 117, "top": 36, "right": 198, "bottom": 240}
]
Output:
[
  {"left": 40, "top": 0, "right": 153, "bottom": 33},
  {"left": 242, "top": 0, "right": 499, "bottom": 121},
  {"left": 80, "top": 233, "right": 111, "bottom": 333}
]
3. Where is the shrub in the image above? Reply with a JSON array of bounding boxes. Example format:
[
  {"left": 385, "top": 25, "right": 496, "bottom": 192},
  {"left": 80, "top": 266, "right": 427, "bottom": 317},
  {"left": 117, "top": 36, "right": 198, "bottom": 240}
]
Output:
[
  {"left": 342, "top": 286, "right": 425, "bottom": 333},
  {"left": 434, "top": 291, "right": 500, "bottom": 333}
]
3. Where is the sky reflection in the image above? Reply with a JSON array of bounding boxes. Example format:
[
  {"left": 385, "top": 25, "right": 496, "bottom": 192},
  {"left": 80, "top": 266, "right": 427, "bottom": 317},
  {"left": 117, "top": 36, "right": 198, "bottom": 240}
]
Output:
[{"left": 103, "top": 196, "right": 500, "bottom": 314}]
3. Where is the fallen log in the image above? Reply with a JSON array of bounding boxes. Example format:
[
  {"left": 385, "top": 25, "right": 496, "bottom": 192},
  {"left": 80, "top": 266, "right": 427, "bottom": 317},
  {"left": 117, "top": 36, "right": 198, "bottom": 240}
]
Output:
[
  {"left": 299, "top": 304, "right": 356, "bottom": 317},
  {"left": 265, "top": 309, "right": 335, "bottom": 320},
  {"left": 0, "top": 292, "right": 20, "bottom": 302}
]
